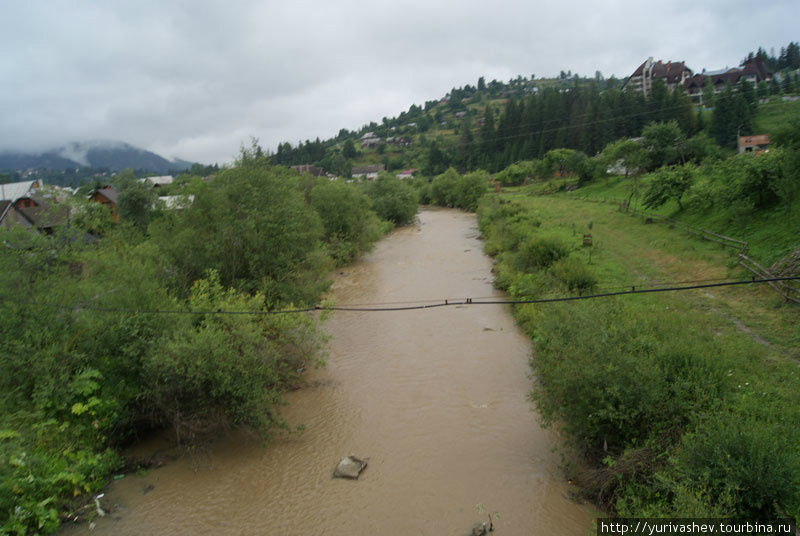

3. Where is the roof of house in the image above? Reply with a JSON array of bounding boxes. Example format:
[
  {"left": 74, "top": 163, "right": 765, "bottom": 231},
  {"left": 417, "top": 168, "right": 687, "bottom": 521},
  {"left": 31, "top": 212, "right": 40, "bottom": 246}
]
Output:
[
  {"left": 93, "top": 186, "right": 119, "bottom": 204},
  {"left": 140, "top": 175, "right": 173, "bottom": 186},
  {"left": 684, "top": 57, "right": 772, "bottom": 92},
  {"left": 739, "top": 135, "right": 770, "bottom": 146},
  {"left": 158, "top": 195, "right": 195, "bottom": 209},
  {"left": 16, "top": 204, "right": 69, "bottom": 229},
  {"left": 351, "top": 164, "right": 385, "bottom": 174},
  {"left": 631, "top": 59, "right": 691, "bottom": 83},
  {"left": 1, "top": 193, "right": 69, "bottom": 230},
  {"left": 741, "top": 57, "right": 772, "bottom": 80},
  {"left": 0, "top": 180, "right": 38, "bottom": 201},
  {"left": 711, "top": 69, "right": 743, "bottom": 86},
  {"left": 651, "top": 61, "right": 692, "bottom": 83},
  {"left": 0, "top": 200, "right": 12, "bottom": 222},
  {"left": 683, "top": 73, "right": 707, "bottom": 90}
]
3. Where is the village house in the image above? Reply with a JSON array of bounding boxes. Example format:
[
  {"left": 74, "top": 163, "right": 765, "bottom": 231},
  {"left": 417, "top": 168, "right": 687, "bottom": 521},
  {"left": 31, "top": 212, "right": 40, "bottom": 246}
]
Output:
[
  {"left": 385, "top": 136, "right": 411, "bottom": 147},
  {"left": 360, "top": 132, "right": 381, "bottom": 148},
  {"left": 0, "top": 179, "right": 39, "bottom": 202},
  {"left": 351, "top": 164, "right": 385, "bottom": 180},
  {"left": 0, "top": 191, "right": 69, "bottom": 234},
  {"left": 395, "top": 169, "right": 416, "bottom": 180},
  {"left": 290, "top": 164, "right": 325, "bottom": 177},
  {"left": 158, "top": 195, "right": 195, "bottom": 209},
  {"left": 738, "top": 135, "right": 770, "bottom": 154},
  {"left": 90, "top": 185, "right": 120, "bottom": 222},
  {"left": 139, "top": 175, "right": 174, "bottom": 187}
]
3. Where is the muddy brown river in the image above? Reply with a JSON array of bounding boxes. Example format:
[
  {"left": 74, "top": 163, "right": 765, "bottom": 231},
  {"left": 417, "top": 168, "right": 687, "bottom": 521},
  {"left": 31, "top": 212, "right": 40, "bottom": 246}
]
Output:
[{"left": 61, "top": 208, "right": 595, "bottom": 535}]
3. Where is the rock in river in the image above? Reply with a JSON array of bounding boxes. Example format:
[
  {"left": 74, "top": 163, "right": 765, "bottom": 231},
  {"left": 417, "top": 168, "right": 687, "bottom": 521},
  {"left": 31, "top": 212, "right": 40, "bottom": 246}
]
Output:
[{"left": 333, "top": 456, "right": 367, "bottom": 479}]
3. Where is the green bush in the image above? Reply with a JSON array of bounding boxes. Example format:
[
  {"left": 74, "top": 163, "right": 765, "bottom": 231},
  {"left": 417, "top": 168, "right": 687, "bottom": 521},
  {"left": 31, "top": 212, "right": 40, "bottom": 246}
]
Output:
[
  {"left": 515, "top": 236, "right": 570, "bottom": 271},
  {"left": 430, "top": 168, "right": 460, "bottom": 207},
  {"left": 549, "top": 256, "right": 598, "bottom": 293},
  {"left": 364, "top": 173, "right": 418, "bottom": 225},
  {"left": 456, "top": 170, "right": 489, "bottom": 211},
  {"left": 310, "top": 179, "right": 382, "bottom": 264},
  {"left": 142, "top": 271, "right": 326, "bottom": 442},
  {"left": 528, "top": 300, "right": 727, "bottom": 459},
  {"left": 150, "top": 165, "right": 331, "bottom": 305},
  {"left": 674, "top": 414, "right": 800, "bottom": 519},
  {"left": 494, "top": 160, "right": 539, "bottom": 185},
  {"left": 411, "top": 176, "right": 432, "bottom": 204},
  {"left": 428, "top": 168, "right": 488, "bottom": 211}
]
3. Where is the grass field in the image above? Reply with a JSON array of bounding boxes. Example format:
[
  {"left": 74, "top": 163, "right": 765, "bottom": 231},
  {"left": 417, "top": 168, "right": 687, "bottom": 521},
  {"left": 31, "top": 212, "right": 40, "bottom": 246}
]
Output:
[{"left": 753, "top": 97, "right": 800, "bottom": 134}]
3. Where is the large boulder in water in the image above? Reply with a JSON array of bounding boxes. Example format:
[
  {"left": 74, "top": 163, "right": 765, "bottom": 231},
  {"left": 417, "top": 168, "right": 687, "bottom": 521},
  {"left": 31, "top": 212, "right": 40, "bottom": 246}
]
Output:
[
  {"left": 333, "top": 456, "right": 367, "bottom": 479},
  {"left": 470, "top": 522, "right": 488, "bottom": 536}
]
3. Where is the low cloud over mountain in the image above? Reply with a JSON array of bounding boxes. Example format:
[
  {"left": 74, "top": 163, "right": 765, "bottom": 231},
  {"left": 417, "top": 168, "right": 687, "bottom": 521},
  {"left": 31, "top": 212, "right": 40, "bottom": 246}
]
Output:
[{"left": 0, "top": 141, "right": 193, "bottom": 173}]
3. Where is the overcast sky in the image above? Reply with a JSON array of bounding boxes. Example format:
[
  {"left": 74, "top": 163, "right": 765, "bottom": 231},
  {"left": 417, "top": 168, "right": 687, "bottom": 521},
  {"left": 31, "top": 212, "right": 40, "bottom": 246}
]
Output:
[{"left": 1, "top": 0, "right": 797, "bottom": 165}]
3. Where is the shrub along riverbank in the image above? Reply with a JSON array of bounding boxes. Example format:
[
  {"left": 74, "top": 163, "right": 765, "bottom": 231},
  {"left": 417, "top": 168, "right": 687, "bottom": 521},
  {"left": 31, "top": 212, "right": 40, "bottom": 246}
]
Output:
[
  {"left": 0, "top": 158, "right": 418, "bottom": 534},
  {"left": 476, "top": 191, "right": 800, "bottom": 521}
]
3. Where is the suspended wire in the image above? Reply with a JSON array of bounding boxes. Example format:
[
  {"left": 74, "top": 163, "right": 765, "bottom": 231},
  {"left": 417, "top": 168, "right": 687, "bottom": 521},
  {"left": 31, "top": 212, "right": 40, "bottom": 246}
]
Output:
[
  {"left": 383, "top": 88, "right": 749, "bottom": 151},
  {"left": 3, "top": 277, "right": 796, "bottom": 316},
  {"left": 323, "top": 276, "right": 748, "bottom": 307},
  {"left": 455, "top": 100, "right": 701, "bottom": 149}
]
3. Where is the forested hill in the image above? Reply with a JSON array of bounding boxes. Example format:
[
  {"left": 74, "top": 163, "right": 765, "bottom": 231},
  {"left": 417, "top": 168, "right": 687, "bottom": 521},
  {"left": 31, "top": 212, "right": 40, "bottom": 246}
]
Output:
[{"left": 270, "top": 42, "right": 800, "bottom": 177}]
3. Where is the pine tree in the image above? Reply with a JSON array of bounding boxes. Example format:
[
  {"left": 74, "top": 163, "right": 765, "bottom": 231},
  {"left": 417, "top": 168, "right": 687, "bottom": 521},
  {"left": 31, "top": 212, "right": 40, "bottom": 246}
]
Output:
[
  {"left": 739, "top": 80, "right": 757, "bottom": 114},
  {"left": 702, "top": 78, "right": 716, "bottom": 108}
]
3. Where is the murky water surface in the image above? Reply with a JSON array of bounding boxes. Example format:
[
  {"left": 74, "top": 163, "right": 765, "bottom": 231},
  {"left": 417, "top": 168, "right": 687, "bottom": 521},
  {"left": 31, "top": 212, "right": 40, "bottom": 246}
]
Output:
[{"left": 62, "top": 209, "right": 594, "bottom": 535}]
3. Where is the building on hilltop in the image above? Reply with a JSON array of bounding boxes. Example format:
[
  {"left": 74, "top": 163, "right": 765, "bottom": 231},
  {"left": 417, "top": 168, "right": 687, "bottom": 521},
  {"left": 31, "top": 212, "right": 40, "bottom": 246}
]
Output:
[
  {"left": 624, "top": 56, "right": 773, "bottom": 105},
  {"left": 683, "top": 57, "right": 773, "bottom": 104},
  {"left": 623, "top": 57, "right": 693, "bottom": 97}
]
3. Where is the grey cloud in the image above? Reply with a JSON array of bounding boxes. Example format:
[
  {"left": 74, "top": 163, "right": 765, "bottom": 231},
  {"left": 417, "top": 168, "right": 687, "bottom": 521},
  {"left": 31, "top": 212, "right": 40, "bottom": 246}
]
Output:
[{"left": 1, "top": 0, "right": 797, "bottom": 164}]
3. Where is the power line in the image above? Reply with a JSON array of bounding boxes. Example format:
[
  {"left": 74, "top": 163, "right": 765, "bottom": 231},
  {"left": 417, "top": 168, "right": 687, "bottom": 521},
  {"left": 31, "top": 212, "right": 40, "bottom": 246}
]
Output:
[
  {"left": 406, "top": 89, "right": 749, "bottom": 151},
  {"left": 4, "top": 277, "right": 797, "bottom": 316},
  {"left": 456, "top": 99, "right": 703, "bottom": 149}
]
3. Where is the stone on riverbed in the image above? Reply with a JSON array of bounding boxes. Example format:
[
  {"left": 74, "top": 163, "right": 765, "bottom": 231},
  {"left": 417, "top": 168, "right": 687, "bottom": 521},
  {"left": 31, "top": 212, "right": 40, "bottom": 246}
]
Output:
[
  {"left": 333, "top": 456, "right": 367, "bottom": 479},
  {"left": 470, "top": 522, "right": 489, "bottom": 536}
]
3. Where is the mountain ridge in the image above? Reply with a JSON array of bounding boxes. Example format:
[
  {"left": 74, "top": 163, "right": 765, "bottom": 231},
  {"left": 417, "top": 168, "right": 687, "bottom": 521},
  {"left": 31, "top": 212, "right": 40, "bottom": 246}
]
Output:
[{"left": 0, "top": 140, "right": 194, "bottom": 174}]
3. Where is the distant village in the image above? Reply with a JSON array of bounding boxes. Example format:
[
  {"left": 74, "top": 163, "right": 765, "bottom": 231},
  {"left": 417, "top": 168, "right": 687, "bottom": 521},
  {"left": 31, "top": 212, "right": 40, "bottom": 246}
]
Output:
[{"left": 0, "top": 175, "right": 193, "bottom": 234}]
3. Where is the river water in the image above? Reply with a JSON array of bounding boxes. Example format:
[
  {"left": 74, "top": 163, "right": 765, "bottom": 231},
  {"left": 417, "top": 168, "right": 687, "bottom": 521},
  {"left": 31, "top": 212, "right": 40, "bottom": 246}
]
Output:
[{"left": 61, "top": 208, "right": 594, "bottom": 535}]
